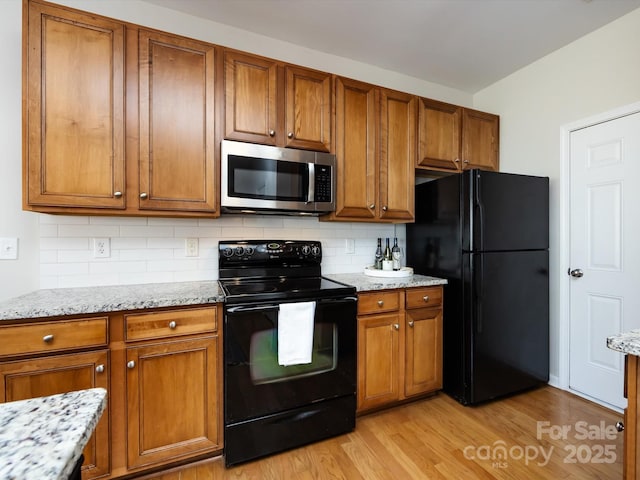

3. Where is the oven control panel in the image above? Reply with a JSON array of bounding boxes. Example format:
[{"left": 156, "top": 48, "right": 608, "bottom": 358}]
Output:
[{"left": 219, "top": 240, "right": 322, "bottom": 265}]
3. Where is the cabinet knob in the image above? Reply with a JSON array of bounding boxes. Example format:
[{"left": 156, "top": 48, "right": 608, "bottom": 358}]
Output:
[
  {"left": 287, "top": 132, "right": 294, "bottom": 139},
  {"left": 393, "top": 324, "right": 399, "bottom": 331},
  {"left": 42, "top": 334, "right": 54, "bottom": 343},
  {"left": 377, "top": 300, "right": 384, "bottom": 307},
  {"left": 616, "top": 421, "right": 625, "bottom": 432},
  {"left": 423, "top": 295, "right": 430, "bottom": 302},
  {"left": 408, "top": 320, "right": 414, "bottom": 327},
  {"left": 127, "top": 360, "right": 136, "bottom": 369},
  {"left": 463, "top": 159, "right": 469, "bottom": 164},
  {"left": 369, "top": 204, "right": 375, "bottom": 209},
  {"left": 140, "top": 192, "right": 148, "bottom": 199},
  {"left": 382, "top": 205, "right": 388, "bottom": 212},
  {"left": 168, "top": 321, "right": 177, "bottom": 330},
  {"left": 454, "top": 158, "right": 460, "bottom": 163},
  {"left": 269, "top": 130, "right": 276, "bottom": 137},
  {"left": 114, "top": 191, "right": 123, "bottom": 198},
  {"left": 96, "top": 364, "right": 105, "bottom": 373}
]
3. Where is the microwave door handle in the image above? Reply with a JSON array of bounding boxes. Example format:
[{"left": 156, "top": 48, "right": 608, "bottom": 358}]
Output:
[{"left": 307, "top": 163, "right": 315, "bottom": 204}]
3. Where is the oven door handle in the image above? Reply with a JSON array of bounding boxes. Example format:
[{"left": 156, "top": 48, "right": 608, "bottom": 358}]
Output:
[
  {"left": 226, "top": 304, "right": 280, "bottom": 313},
  {"left": 317, "top": 296, "right": 358, "bottom": 303}
]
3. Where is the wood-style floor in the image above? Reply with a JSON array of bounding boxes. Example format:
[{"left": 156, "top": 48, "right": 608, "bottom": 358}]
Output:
[{"left": 143, "top": 386, "right": 624, "bottom": 479}]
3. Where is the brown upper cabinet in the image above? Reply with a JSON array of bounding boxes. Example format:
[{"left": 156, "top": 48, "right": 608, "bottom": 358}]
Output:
[
  {"left": 417, "top": 97, "right": 499, "bottom": 172},
  {"left": 23, "top": 0, "right": 126, "bottom": 210},
  {"left": 23, "top": 1, "right": 219, "bottom": 216},
  {"left": 324, "top": 77, "right": 415, "bottom": 222},
  {"left": 224, "top": 50, "right": 332, "bottom": 152},
  {"left": 135, "top": 29, "right": 217, "bottom": 213}
]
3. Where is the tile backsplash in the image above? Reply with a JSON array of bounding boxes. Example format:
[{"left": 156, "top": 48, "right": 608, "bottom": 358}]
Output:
[{"left": 39, "top": 214, "right": 405, "bottom": 289}]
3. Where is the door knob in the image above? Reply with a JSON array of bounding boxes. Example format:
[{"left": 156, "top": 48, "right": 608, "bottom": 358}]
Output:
[
  {"left": 616, "top": 421, "right": 624, "bottom": 432},
  {"left": 569, "top": 268, "right": 584, "bottom": 278}
]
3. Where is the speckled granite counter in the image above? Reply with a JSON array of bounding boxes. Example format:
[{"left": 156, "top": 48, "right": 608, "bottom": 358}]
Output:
[
  {"left": 325, "top": 273, "right": 447, "bottom": 292},
  {"left": 0, "top": 388, "right": 107, "bottom": 479},
  {"left": 607, "top": 329, "right": 640, "bottom": 356},
  {"left": 0, "top": 281, "right": 224, "bottom": 321}
]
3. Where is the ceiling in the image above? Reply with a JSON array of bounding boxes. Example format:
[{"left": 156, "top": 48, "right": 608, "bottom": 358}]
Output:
[{"left": 142, "top": 0, "right": 640, "bottom": 93}]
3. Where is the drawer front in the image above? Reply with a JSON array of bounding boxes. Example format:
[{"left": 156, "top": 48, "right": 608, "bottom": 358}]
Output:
[
  {"left": 125, "top": 307, "right": 217, "bottom": 341},
  {"left": 0, "top": 318, "right": 108, "bottom": 357},
  {"left": 357, "top": 291, "right": 401, "bottom": 315},
  {"left": 405, "top": 287, "right": 443, "bottom": 309}
]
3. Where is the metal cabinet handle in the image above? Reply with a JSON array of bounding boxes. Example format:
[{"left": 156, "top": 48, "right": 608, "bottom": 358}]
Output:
[
  {"left": 393, "top": 324, "right": 399, "bottom": 331},
  {"left": 369, "top": 204, "right": 375, "bottom": 209},
  {"left": 287, "top": 132, "right": 294, "bottom": 139},
  {"left": 114, "top": 191, "right": 123, "bottom": 198},
  {"left": 96, "top": 364, "right": 105, "bottom": 373},
  {"left": 168, "top": 321, "right": 177, "bottom": 330},
  {"left": 140, "top": 192, "right": 148, "bottom": 199},
  {"left": 463, "top": 159, "right": 469, "bottom": 163},
  {"left": 127, "top": 360, "right": 136, "bottom": 369},
  {"left": 408, "top": 320, "right": 414, "bottom": 327},
  {"left": 423, "top": 295, "right": 430, "bottom": 302},
  {"left": 269, "top": 130, "right": 276, "bottom": 137},
  {"left": 43, "top": 334, "right": 54, "bottom": 343},
  {"left": 377, "top": 300, "right": 384, "bottom": 307},
  {"left": 454, "top": 158, "right": 460, "bottom": 163},
  {"left": 382, "top": 206, "right": 388, "bottom": 212}
]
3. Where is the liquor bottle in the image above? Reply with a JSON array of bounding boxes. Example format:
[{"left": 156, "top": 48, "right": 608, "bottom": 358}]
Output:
[
  {"left": 384, "top": 238, "right": 391, "bottom": 261},
  {"left": 392, "top": 237, "right": 401, "bottom": 271},
  {"left": 374, "top": 238, "right": 383, "bottom": 269}
]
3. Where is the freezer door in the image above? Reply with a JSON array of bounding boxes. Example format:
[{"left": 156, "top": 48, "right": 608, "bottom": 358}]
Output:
[
  {"left": 464, "top": 170, "right": 549, "bottom": 252},
  {"left": 469, "top": 250, "right": 549, "bottom": 404}
]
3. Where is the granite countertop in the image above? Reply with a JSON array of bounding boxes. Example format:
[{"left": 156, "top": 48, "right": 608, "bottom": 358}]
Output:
[
  {"left": 0, "top": 388, "right": 107, "bottom": 479},
  {"left": 0, "top": 281, "right": 224, "bottom": 321},
  {"left": 0, "top": 273, "right": 447, "bottom": 322},
  {"left": 607, "top": 329, "right": 640, "bottom": 356},
  {"left": 325, "top": 273, "right": 447, "bottom": 292}
]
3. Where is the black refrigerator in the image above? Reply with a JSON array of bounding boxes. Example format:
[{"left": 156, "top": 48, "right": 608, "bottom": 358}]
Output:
[{"left": 406, "top": 169, "right": 549, "bottom": 405}]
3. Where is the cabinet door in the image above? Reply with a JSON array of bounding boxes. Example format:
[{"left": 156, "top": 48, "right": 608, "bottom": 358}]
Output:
[
  {"left": 126, "top": 337, "right": 220, "bottom": 469},
  {"left": 379, "top": 88, "right": 416, "bottom": 221},
  {"left": 461, "top": 108, "right": 499, "bottom": 171},
  {"left": 357, "top": 313, "right": 401, "bottom": 411},
  {"left": 417, "top": 98, "right": 461, "bottom": 171},
  {"left": 332, "top": 77, "right": 378, "bottom": 220},
  {"left": 405, "top": 308, "right": 443, "bottom": 397},
  {"left": 224, "top": 51, "right": 279, "bottom": 145},
  {"left": 24, "top": 2, "right": 125, "bottom": 209},
  {"left": 0, "top": 350, "right": 110, "bottom": 479},
  {"left": 138, "top": 30, "right": 217, "bottom": 212},
  {"left": 284, "top": 66, "right": 332, "bottom": 152}
]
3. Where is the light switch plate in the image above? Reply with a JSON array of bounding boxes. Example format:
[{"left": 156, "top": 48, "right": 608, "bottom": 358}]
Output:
[
  {"left": 345, "top": 238, "right": 355, "bottom": 254},
  {"left": 0, "top": 237, "right": 18, "bottom": 260}
]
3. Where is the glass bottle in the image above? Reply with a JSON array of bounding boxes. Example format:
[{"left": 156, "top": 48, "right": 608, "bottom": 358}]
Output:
[
  {"left": 392, "top": 237, "right": 401, "bottom": 270},
  {"left": 384, "top": 238, "right": 391, "bottom": 261},
  {"left": 374, "top": 238, "right": 383, "bottom": 269}
]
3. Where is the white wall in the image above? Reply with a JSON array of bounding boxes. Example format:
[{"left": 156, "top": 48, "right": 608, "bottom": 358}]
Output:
[
  {"left": 473, "top": 8, "right": 640, "bottom": 381},
  {"left": 2, "top": 0, "right": 468, "bottom": 300}
]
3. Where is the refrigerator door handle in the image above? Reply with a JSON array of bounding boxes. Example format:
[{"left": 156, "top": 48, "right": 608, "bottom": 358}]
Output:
[
  {"left": 476, "top": 254, "right": 484, "bottom": 334},
  {"left": 475, "top": 171, "right": 485, "bottom": 252}
]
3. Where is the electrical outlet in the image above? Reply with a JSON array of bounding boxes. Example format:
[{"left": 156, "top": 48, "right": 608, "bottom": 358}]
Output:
[
  {"left": 0, "top": 238, "right": 18, "bottom": 260},
  {"left": 345, "top": 238, "right": 355, "bottom": 254},
  {"left": 185, "top": 238, "right": 199, "bottom": 257},
  {"left": 93, "top": 238, "right": 110, "bottom": 258}
]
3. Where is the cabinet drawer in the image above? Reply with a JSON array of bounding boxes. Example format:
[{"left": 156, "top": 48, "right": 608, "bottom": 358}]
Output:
[
  {"left": 405, "top": 287, "right": 443, "bottom": 309},
  {"left": 357, "top": 291, "right": 401, "bottom": 315},
  {"left": 125, "top": 307, "right": 217, "bottom": 341},
  {"left": 0, "top": 318, "right": 108, "bottom": 357}
]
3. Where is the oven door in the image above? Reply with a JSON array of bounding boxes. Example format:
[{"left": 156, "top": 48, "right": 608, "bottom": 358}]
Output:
[{"left": 224, "top": 295, "right": 357, "bottom": 424}]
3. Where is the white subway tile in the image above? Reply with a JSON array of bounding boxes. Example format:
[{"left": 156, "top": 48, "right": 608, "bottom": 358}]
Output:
[
  {"left": 39, "top": 224, "right": 59, "bottom": 237},
  {"left": 111, "top": 237, "right": 147, "bottom": 249},
  {"left": 90, "top": 261, "right": 146, "bottom": 274},
  {"left": 41, "top": 263, "right": 89, "bottom": 276},
  {"left": 90, "top": 216, "right": 148, "bottom": 226},
  {"left": 174, "top": 226, "right": 221, "bottom": 238},
  {"left": 147, "top": 237, "right": 183, "bottom": 249},
  {"left": 40, "top": 276, "right": 59, "bottom": 289},
  {"left": 59, "top": 274, "right": 119, "bottom": 288},
  {"left": 120, "top": 226, "right": 174, "bottom": 237},
  {"left": 39, "top": 214, "right": 89, "bottom": 225},
  {"left": 58, "top": 224, "right": 120, "bottom": 238},
  {"left": 120, "top": 272, "right": 174, "bottom": 284},
  {"left": 148, "top": 217, "right": 198, "bottom": 226},
  {"left": 57, "top": 249, "right": 93, "bottom": 263},
  {"left": 40, "top": 237, "right": 90, "bottom": 251}
]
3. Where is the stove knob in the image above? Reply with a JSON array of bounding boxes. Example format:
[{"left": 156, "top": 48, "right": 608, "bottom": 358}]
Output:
[
  {"left": 245, "top": 246, "right": 254, "bottom": 256},
  {"left": 301, "top": 245, "right": 311, "bottom": 256},
  {"left": 311, "top": 245, "right": 320, "bottom": 256},
  {"left": 234, "top": 246, "right": 245, "bottom": 256},
  {"left": 222, "top": 248, "right": 233, "bottom": 257}
]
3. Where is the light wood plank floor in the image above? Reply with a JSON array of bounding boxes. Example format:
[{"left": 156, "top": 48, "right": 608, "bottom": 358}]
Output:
[{"left": 144, "top": 386, "right": 624, "bottom": 479}]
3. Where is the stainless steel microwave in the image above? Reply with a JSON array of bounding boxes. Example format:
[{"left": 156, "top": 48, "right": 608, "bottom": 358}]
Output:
[{"left": 221, "top": 140, "right": 336, "bottom": 215}]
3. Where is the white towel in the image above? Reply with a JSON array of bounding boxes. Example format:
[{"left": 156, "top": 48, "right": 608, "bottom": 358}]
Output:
[{"left": 277, "top": 301, "right": 316, "bottom": 366}]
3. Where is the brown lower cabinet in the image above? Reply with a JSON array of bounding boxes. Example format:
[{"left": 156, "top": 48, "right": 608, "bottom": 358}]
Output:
[
  {"left": 0, "top": 305, "right": 223, "bottom": 480},
  {"left": 357, "top": 286, "right": 443, "bottom": 413}
]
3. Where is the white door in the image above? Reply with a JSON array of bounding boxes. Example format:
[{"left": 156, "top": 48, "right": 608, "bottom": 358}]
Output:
[{"left": 569, "top": 112, "right": 640, "bottom": 409}]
